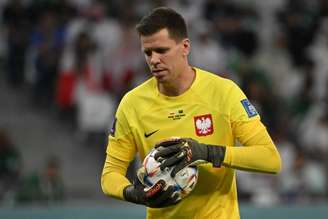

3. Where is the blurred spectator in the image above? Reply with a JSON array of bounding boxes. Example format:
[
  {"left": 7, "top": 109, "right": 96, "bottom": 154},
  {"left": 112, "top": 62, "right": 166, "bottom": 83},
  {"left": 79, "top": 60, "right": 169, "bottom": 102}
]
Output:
[
  {"left": 2, "top": 0, "right": 29, "bottom": 88},
  {"left": 28, "top": 10, "right": 66, "bottom": 107},
  {"left": 288, "top": 60, "right": 316, "bottom": 124},
  {"left": 58, "top": 2, "right": 121, "bottom": 105},
  {"left": 103, "top": 19, "right": 144, "bottom": 99},
  {"left": 318, "top": 0, "right": 328, "bottom": 17},
  {"left": 68, "top": 0, "right": 93, "bottom": 12},
  {"left": 56, "top": 31, "right": 96, "bottom": 115},
  {"left": 203, "top": 0, "right": 233, "bottom": 22},
  {"left": 167, "top": 0, "right": 203, "bottom": 27},
  {"left": 237, "top": 171, "right": 280, "bottom": 206},
  {"left": 308, "top": 18, "right": 328, "bottom": 102},
  {"left": 57, "top": 29, "right": 116, "bottom": 143},
  {"left": 282, "top": 149, "right": 308, "bottom": 203},
  {"left": 207, "top": 0, "right": 259, "bottom": 57},
  {"left": 302, "top": 158, "right": 327, "bottom": 200},
  {"left": 255, "top": 30, "right": 303, "bottom": 102},
  {"left": 300, "top": 104, "right": 328, "bottom": 158},
  {"left": 54, "top": 0, "right": 78, "bottom": 26},
  {"left": 40, "top": 156, "right": 65, "bottom": 203},
  {"left": 297, "top": 103, "right": 328, "bottom": 199},
  {"left": 239, "top": 60, "right": 280, "bottom": 132},
  {"left": 27, "top": 0, "right": 76, "bottom": 24},
  {"left": 277, "top": 0, "right": 321, "bottom": 66},
  {"left": 190, "top": 20, "right": 227, "bottom": 76},
  {"left": 16, "top": 156, "right": 65, "bottom": 205},
  {"left": 15, "top": 172, "right": 44, "bottom": 204},
  {"left": 56, "top": 2, "right": 119, "bottom": 140},
  {"left": 0, "top": 130, "right": 21, "bottom": 204},
  {"left": 274, "top": 120, "right": 303, "bottom": 203}
]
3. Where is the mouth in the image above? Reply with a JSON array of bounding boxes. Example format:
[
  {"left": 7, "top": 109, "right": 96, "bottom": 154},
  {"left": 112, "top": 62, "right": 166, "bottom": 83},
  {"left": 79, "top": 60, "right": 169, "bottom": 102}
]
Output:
[{"left": 151, "top": 69, "right": 166, "bottom": 76}]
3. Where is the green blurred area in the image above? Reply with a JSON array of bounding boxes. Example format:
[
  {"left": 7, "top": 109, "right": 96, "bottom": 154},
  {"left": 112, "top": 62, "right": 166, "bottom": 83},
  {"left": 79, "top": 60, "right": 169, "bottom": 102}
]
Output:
[{"left": 0, "top": 203, "right": 328, "bottom": 219}]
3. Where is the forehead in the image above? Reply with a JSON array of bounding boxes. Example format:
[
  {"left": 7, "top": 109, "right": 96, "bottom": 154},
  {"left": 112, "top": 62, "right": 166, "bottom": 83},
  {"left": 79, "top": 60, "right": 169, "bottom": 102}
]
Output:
[{"left": 140, "top": 29, "right": 177, "bottom": 49}]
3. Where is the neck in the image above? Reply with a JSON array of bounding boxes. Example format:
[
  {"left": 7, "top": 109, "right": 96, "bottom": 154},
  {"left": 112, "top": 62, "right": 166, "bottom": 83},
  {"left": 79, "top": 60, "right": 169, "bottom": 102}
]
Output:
[{"left": 158, "top": 66, "right": 195, "bottom": 96}]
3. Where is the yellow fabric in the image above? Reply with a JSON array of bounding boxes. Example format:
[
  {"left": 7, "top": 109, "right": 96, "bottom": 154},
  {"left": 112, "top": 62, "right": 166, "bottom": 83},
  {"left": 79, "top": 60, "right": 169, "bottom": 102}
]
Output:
[
  {"left": 101, "top": 68, "right": 281, "bottom": 219},
  {"left": 101, "top": 155, "right": 131, "bottom": 199},
  {"left": 223, "top": 121, "right": 281, "bottom": 174}
]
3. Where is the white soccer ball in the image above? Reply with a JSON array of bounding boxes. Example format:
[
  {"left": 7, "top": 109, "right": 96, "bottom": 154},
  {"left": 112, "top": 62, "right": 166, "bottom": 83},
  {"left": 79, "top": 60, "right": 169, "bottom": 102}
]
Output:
[{"left": 142, "top": 148, "right": 198, "bottom": 198}]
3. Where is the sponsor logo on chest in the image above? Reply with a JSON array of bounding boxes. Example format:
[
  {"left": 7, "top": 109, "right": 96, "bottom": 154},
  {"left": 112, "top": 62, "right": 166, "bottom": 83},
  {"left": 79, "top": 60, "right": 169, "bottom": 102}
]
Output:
[{"left": 168, "top": 109, "right": 185, "bottom": 120}]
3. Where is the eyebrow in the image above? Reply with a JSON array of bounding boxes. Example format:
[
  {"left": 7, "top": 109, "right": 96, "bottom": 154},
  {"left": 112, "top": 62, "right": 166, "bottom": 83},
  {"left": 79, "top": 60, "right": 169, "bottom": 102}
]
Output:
[{"left": 143, "top": 47, "right": 170, "bottom": 54}]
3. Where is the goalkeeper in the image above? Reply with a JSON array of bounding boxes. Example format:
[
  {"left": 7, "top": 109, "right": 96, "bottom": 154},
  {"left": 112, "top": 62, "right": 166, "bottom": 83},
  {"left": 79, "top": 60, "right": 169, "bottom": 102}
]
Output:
[{"left": 101, "top": 7, "right": 281, "bottom": 219}]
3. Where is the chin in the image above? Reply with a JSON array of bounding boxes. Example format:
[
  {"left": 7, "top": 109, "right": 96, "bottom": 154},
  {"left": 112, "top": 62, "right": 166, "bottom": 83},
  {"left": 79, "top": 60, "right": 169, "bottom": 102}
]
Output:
[{"left": 154, "top": 74, "right": 166, "bottom": 82}]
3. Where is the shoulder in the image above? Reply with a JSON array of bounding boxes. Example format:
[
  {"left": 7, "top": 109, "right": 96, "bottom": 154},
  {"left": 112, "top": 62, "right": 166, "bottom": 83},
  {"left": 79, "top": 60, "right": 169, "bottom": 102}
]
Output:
[
  {"left": 118, "top": 77, "right": 157, "bottom": 111},
  {"left": 192, "top": 68, "right": 246, "bottom": 113},
  {"left": 195, "top": 67, "right": 239, "bottom": 94},
  {"left": 124, "top": 77, "right": 156, "bottom": 99}
]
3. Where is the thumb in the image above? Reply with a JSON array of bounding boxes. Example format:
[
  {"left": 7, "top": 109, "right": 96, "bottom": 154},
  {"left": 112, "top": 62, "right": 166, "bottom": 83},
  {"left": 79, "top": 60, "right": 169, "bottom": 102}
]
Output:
[
  {"left": 137, "top": 166, "right": 147, "bottom": 185},
  {"left": 145, "top": 179, "right": 166, "bottom": 198},
  {"left": 171, "top": 162, "right": 186, "bottom": 178}
]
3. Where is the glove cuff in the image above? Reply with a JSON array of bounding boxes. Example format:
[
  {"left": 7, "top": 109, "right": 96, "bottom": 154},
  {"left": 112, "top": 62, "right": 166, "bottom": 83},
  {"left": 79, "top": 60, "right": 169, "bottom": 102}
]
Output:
[
  {"left": 123, "top": 185, "right": 143, "bottom": 204},
  {"left": 207, "top": 145, "right": 226, "bottom": 167}
]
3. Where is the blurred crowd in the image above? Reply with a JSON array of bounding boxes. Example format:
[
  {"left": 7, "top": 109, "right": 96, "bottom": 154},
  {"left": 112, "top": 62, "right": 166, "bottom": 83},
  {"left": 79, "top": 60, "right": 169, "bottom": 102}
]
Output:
[
  {"left": 0, "top": 130, "right": 64, "bottom": 205},
  {"left": 0, "top": 0, "right": 328, "bottom": 206}
]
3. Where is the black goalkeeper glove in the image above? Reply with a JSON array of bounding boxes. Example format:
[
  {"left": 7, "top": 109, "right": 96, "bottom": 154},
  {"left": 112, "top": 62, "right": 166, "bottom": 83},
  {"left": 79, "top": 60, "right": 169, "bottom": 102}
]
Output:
[
  {"left": 123, "top": 167, "right": 181, "bottom": 208},
  {"left": 154, "top": 138, "right": 226, "bottom": 177}
]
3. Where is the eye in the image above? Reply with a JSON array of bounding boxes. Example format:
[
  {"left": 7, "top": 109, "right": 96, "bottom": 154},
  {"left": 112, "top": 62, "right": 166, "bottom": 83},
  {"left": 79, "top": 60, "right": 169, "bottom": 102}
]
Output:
[
  {"left": 155, "top": 48, "right": 169, "bottom": 54},
  {"left": 144, "top": 50, "right": 152, "bottom": 57}
]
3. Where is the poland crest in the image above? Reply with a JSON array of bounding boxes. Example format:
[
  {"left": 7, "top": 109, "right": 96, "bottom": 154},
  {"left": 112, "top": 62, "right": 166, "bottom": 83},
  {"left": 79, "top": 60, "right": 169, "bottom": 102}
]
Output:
[{"left": 194, "top": 114, "right": 214, "bottom": 136}]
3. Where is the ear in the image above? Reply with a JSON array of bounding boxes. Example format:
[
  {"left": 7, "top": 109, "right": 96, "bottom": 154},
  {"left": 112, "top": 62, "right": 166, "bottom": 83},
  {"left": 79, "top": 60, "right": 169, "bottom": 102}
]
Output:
[{"left": 181, "top": 38, "right": 191, "bottom": 57}]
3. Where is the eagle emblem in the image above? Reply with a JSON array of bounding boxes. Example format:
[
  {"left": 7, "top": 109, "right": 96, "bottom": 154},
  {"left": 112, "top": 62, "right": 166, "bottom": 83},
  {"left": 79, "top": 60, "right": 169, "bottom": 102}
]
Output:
[{"left": 194, "top": 114, "right": 214, "bottom": 136}]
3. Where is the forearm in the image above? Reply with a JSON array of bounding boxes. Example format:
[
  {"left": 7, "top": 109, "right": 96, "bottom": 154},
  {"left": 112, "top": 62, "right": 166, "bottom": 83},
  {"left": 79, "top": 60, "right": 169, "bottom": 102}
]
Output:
[
  {"left": 223, "top": 129, "right": 282, "bottom": 174},
  {"left": 101, "top": 154, "right": 131, "bottom": 199}
]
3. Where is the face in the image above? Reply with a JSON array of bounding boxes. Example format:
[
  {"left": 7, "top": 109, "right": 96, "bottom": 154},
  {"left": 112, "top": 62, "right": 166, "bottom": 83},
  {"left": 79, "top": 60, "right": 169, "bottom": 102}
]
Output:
[{"left": 140, "top": 28, "right": 190, "bottom": 84}]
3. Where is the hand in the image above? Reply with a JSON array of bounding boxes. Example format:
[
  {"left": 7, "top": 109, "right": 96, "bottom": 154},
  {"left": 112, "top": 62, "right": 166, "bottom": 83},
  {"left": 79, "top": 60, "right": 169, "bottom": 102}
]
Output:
[
  {"left": 123, "top": 167, "right": 181, "bottom": 208},
  {"left": 154, "top": 138, "right": 226, "bottom": 177}
]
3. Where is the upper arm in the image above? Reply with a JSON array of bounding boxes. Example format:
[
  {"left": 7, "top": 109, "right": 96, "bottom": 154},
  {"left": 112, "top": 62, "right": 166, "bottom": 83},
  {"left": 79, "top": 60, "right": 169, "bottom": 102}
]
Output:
[
  {"left": 227, "top": 82, "right": 262, "bottom": 144},
  {"left": 107, "top": 100, "right": 137, "bottom": 162},
  {"left": 101, "top": 100, "right": 138, "bottom": 198}
]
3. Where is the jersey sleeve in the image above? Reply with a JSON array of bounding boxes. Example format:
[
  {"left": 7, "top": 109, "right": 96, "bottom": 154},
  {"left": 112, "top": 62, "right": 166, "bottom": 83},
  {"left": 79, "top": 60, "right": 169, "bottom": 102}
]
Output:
[
  {"left": 101, "top": 98, "right": 137, "bottom": 199},
  {"left": 107, "top": 105, "right": 137, "bottom": 162},
  {"left": 223, "top": 82, "right": 281, "bottom": 173}
]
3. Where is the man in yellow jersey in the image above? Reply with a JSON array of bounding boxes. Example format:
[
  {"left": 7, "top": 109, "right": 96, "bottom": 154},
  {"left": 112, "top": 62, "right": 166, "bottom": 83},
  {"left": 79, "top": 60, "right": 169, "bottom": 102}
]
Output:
[{"left": 101, "top": 7, "right": 282, "bottom": 219}]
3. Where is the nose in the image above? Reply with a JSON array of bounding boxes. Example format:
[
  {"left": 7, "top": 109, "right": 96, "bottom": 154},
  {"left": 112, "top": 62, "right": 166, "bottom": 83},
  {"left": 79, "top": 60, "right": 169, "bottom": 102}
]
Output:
[{"left": 150, "top": 52, "right": 161, "bottom": 67}]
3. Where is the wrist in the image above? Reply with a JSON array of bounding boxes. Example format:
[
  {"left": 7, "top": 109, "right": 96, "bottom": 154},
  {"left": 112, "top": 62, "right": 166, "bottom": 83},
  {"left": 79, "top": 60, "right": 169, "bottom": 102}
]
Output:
[
  {"left": 123, "top": 185, "right": 138, "bottom": 203},
  {"left": 206, "top": 145, "right": 226, "bottom": 167}
]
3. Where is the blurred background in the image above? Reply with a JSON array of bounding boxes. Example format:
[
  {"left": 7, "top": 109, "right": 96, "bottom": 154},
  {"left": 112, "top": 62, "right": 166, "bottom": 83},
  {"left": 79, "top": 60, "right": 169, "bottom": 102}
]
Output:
[{"left": 0, "top": 0, "right": 328, "bottom": 218}]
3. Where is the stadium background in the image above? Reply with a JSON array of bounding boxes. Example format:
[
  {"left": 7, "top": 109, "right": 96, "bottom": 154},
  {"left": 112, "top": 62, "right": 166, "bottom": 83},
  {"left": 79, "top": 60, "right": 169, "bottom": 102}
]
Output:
[{"left": 0, "top": 0, "right": 327, "bottom": 218}]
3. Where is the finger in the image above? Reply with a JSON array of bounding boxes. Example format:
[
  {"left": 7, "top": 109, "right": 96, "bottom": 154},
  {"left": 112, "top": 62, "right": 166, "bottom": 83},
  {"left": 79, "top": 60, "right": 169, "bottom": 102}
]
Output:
[
  {"left": 154, "top": 137, "right": 183, "bottom": 148},
  {"left": 171, "top": 191, "right": 182, "bottom": 203},
  {"left": 154, "top": 144, "right": 181, "bottom": 160},
  {"left": 159, "top": 192, "right": 181, "bottom": 207},
  {"left": 150, "top": 185, "right": 176, "bottom": 207},
  {"left": 170, "top": 160, "right": 188, "bottom": 177},
  {"left": 136, "top": 167, "right": 147, "bottom": 185},
  {"left": 159, "top": 151, "right": 185, "bottom": 170},
  {"left": 145, "top": 179, "right": 165, "bottom": 198}
]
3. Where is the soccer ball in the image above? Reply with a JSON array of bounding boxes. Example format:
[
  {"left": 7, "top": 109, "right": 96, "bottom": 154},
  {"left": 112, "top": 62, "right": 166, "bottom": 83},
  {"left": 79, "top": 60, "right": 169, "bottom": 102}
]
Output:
[{"left": 141, "top": 148, "right": 198, "bottom": 198}]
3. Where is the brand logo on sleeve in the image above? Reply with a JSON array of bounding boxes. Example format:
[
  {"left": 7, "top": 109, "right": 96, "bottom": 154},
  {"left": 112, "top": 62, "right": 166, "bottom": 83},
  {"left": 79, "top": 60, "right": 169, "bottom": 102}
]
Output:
[
  {"left": 194, "top": 114, "right": 214, "bottom": 136},
  {"left": 241, "top": 99, "right": 258, "bottom": 118}
]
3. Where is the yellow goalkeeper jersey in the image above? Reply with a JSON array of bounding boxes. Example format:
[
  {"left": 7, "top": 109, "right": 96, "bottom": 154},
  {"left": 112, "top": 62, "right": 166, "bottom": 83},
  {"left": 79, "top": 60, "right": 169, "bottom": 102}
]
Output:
[{"left": 101, "top": 67, "right": 281, "bottom": 219}]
